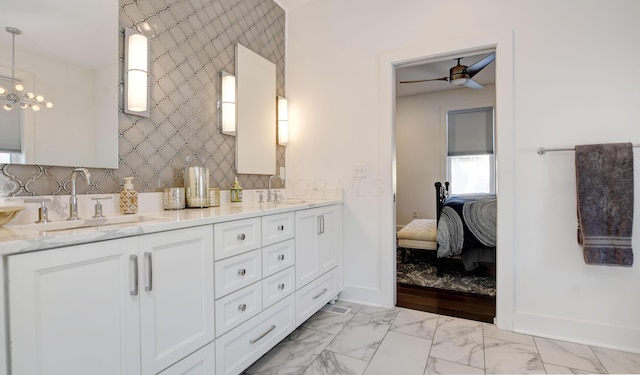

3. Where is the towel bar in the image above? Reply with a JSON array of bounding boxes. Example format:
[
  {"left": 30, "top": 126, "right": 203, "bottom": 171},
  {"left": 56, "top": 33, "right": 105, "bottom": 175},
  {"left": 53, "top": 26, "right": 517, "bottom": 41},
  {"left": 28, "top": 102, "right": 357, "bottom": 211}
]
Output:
[{"left": 537, "top": 144, "right": 640, "bottom": 155}]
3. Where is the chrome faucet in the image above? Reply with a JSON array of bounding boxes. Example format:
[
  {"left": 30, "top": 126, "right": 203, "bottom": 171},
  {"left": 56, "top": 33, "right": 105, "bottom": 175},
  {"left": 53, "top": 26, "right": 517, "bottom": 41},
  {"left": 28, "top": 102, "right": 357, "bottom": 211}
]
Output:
[
  {"left": 68, "top": 168, "right": 91, "bottom": 220},
  {"left": 267, "top": 175, "right": 284, "bottom": 203}
]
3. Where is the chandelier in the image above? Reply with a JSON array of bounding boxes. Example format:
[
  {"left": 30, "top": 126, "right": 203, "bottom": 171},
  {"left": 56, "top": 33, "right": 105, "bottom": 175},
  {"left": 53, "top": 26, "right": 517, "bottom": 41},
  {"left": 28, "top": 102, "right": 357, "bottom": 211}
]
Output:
[{"left": 0, "top": 27, "right": 53, "bottom": 111}]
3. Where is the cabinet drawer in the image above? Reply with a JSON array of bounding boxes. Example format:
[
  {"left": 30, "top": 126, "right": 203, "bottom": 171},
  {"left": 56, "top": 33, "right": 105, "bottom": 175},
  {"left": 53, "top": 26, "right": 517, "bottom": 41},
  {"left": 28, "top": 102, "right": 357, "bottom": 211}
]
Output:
[
  {"left": 262, "top": 239, "right": 295, "bottom": 277},
  {"left": 215, "top": 249, "right": 262, "bottom": 298},
  {"left": 215, "top": 294, "right": 295, "bottom": 375},
  {"left": 157, "top": 340, "right": 215, "bottom": 375},
  {"left": 263, "top": 266, "right": 295, "bottom": 309},
  {"left": 295, "top": 268, "right": 339, "bottom": 326},
  {"left": 214, "top": 217, "right": 261, "bottom": 260},
  {"left": 262, "top": 212, "right": 294, "bottom": 246},
  {"left": 215, "top": 282, "right": 262, "bottom": 337}
]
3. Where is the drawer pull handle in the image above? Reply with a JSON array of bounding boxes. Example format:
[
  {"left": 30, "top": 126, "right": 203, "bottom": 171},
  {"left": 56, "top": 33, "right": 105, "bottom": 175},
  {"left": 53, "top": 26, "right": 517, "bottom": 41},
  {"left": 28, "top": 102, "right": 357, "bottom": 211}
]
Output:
[
  {"left": 238, "top": 304, "right": 247, "bottom": 312},
  {"left": 277, "top": 254, "right": 285, "bottom": 261},
  {"left": 250, "top": 324, "right": 276, "bottom": 344},
  {"left": 237, "top": 233, "right": 246, "bottom": 241},
  {"left": 238, "top": 268, "right": 246, "bottom": 276},
  {"left": 277, "top": 224, "right": 284, "bottom": 231},
  {"left": 278, "top": 283, "right": 285, "bottom": 290},
  {"left": 312, "top": 288, "right": 328, "bottom": 300},
  {"left": 130, "top": 255, "right": 139, "bottom": 296}
]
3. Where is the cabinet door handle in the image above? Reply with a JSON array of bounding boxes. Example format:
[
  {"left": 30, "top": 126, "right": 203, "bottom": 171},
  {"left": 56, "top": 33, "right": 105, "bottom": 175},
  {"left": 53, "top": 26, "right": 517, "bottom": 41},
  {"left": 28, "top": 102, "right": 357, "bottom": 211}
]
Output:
[
  {"left": 312, "top": 288, "right": 328, "bottom": 300},
  {"left": 321, "top": 215, "right": 325, "bottom": 234},
  {"left": 144, "top": 252, "right": 153, "bottom": 292},
  {"left": 278, "top": 283, "right": 285, "bottom": 290},
  {"left": 237, "top": 233, "right": 246, "bottom": 241},
  {"left": 277, "top": 254, "right": 285, "bottom": 261},
  {"left": 249, "top": 324, "right": 276, "bottom": 344},
  {"left": 317, "top": 216, "right": 322, "bottom": 235},
  {"left": 238, "top": 268, "right": 246, "bottom": 276},
  {"left": 277, "top": 224, "right": 284, "bottom": 231},
  {"left": 130, "top": 255, "right": 139, "bottom": 296},
  {"left": 238, "top": 303, "right": 247, "bottom": 311}
]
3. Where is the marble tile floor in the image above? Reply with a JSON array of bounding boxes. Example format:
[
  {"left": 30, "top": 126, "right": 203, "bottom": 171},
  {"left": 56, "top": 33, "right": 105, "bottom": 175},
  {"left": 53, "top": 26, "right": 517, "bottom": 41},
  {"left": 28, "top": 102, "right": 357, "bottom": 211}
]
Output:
[{"left": 244, "top": 301, "right": 640, "bottom": 375}]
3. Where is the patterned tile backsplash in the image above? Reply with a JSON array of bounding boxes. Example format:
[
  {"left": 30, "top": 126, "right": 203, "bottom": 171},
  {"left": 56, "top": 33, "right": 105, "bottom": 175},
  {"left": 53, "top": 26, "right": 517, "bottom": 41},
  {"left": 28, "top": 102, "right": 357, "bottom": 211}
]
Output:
[{"left": 0, "top": 0, "right": 285, "bottom": 197}]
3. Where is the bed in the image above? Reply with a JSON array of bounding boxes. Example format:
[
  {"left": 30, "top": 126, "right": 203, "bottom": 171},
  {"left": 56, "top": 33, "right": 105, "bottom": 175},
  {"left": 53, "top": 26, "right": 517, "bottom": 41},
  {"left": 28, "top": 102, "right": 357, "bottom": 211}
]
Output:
[
  {"left": 435, "top": 182, "right": 496, "bottom": 271},
  {"left": 396, "top": 182, "right": 496, "bottom": 273}
]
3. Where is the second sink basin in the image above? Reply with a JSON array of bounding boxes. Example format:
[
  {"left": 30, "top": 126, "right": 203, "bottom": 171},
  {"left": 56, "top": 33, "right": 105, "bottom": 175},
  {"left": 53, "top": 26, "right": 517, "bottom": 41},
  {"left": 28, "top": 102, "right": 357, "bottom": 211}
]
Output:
[{"left": 6, "top": 215, "right": 168, "bottom": 232}]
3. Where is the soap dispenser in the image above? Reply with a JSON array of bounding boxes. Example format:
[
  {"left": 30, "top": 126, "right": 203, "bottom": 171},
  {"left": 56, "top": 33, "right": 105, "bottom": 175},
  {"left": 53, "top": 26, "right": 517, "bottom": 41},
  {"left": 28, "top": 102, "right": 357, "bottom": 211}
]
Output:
[
  {"left": 230, "top": 177, "right": 242, "bottom": 204},
  {"left": 120, "top": 177, "right": 138, "bottom": 214}
]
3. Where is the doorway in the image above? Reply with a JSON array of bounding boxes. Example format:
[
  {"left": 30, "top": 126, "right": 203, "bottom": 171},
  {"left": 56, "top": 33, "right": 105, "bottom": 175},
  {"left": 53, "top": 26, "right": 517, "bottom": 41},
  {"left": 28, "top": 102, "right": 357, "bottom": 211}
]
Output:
[{"left": 393, "top": 49, "right": 497, "bottom": 323}]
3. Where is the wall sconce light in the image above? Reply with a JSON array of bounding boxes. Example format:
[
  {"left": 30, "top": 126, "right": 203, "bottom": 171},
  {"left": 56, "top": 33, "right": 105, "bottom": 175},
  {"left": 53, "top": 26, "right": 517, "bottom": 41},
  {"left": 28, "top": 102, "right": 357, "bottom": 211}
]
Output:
[
  {"left": 124, "top": 28, "right": 150, "bottom": 117},
  {"left": 277, "top": 96, "right": 288, "bottom": 146},
  {"left": 219, "top": 71, "right": 236, "bottom": 135}
]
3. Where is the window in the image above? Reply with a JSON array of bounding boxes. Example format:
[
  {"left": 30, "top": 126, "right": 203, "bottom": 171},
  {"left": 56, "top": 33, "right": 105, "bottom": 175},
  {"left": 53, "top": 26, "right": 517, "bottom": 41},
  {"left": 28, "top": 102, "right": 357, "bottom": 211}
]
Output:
[
  {"left": 0, "top": 80, "right": 23, "bottom": 155},
  {"left": 446, "top": 107, "right": 495, "bottom": 195}
]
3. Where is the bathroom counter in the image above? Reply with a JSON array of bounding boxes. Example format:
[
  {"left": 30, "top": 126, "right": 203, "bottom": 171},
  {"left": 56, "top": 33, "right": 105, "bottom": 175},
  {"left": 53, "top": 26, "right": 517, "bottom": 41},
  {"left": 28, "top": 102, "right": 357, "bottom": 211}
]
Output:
[{"left": 0, "top": 199, "right": 341, "bottom": 256}]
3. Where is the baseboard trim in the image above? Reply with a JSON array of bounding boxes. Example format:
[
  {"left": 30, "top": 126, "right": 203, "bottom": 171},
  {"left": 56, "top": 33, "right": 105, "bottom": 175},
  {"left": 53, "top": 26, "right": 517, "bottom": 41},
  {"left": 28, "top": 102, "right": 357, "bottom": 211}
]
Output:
[{"left": 513, "top": 311, "right": 640, "bottom": 354}]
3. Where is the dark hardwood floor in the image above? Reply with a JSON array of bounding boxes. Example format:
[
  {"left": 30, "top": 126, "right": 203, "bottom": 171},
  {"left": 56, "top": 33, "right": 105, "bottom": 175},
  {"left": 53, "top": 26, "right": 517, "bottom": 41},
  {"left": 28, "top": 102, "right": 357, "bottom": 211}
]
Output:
[{"left": 396, "top": 282, "right": 496, "bottom": 323}]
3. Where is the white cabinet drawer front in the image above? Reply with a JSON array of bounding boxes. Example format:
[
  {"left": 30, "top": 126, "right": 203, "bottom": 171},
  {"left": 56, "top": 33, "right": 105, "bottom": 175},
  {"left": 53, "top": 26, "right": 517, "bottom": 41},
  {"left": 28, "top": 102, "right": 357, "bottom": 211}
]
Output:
[
  {"left": 215, "top": 282, "right": 262, "bottom": 337},
  {"left": 295, "top": 268, "right": 339, "bottom": 326},
  {"left": 157, "top": 340, "right": 215, "bottom": 375},
  {"left": 215, "top": 249, "right": 262, "bottom": 298},
  {"left": 215, "top": 295, "right": 295, "bottom": 375},
  {"left": 262, "top": 239, "right": 295, "bottom": 277},
  {"left": 261, "top": 212, "right": 294, "bottom": 246},
  {"left": 214, "top": 217, "right": 261, "bottom": 260},
  {"left": 263, "top": 267, "right": 295, "bottom": 309}
]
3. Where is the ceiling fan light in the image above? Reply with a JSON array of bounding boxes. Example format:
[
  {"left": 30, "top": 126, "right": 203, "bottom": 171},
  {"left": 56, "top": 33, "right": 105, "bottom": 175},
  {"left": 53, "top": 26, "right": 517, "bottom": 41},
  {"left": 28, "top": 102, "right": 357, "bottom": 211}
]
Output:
[
  {"left": 0, "top": 86, "right": 6, "bottom": 95},
  {"left": 451, "top": 77, "right": 468, "bottom": 85}
]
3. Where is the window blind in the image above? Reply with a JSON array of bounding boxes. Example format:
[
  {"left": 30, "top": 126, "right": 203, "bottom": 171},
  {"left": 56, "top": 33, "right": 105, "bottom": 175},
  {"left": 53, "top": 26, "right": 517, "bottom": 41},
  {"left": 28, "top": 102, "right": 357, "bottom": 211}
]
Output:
[
  {"left": 447, "top": 107, "right": 494, "bottom": 156},
  {"left": 0, "top": 103, "right": 22, "bottom": 153}
]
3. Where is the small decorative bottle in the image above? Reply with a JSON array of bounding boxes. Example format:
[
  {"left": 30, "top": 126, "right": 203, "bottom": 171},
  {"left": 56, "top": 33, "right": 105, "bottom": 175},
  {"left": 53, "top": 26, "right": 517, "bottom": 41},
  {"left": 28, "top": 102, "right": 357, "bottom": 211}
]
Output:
[
  {"left": 230, "top": 177, "right": 242, "bottom": 204},
  {"left": 120, "top": 177, "right": 138, "bottom": 214}
]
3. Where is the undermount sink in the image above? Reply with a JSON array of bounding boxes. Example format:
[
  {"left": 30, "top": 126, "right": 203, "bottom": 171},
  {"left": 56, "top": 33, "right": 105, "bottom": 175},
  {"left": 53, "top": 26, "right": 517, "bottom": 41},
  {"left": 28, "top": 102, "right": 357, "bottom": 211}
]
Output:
[
  {"left": 276, "top": 199, "right": 309, "bottom": 205},
  {"left": 6, "top": 215, "right": 168, "bottom": 232}
]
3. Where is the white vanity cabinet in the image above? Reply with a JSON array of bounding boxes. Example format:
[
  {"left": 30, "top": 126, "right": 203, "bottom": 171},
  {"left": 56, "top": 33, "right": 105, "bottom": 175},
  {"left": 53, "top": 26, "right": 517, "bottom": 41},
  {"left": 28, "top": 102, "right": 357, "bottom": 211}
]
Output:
[
  {"left": 294, "top": 205, "right": 343, "bottom": 325},
  {"left": 7, "top": 225, "right": 214, "bottom": 375},
  {"left": 2, "top": 202, "right": 342, "bottom": 375}
]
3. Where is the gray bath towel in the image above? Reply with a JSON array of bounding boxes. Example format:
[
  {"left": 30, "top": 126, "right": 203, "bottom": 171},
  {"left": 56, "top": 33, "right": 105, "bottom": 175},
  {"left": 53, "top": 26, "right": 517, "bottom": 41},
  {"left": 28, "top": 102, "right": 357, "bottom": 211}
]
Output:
[{"left": 576, "top": 143, "right": 634, "bottom": 266}]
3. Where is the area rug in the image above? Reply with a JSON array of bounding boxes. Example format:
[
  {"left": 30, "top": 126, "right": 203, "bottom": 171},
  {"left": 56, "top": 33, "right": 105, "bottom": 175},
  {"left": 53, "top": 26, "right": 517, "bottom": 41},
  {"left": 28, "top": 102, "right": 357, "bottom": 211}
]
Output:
[{"left": 397, "top": 249, "right": 496, "bottom": 297}]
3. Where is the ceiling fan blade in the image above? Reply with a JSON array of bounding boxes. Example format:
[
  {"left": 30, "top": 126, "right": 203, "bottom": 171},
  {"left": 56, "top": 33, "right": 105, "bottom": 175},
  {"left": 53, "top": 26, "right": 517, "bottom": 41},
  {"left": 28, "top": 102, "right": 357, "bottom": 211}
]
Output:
[
  {"left": 462, "top": 79, "right": 484, "bottom": 89},
  {"left": 399, "top": 77, "right": 448, "bottom": 84},
  {"left": 465, "top": 52, "right": 495, "bottom": 78}
]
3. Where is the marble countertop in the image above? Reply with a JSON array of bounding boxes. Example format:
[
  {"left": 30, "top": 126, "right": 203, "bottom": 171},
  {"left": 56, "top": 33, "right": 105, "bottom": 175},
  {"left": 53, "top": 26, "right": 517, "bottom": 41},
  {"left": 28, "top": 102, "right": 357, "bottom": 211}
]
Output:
[{"left": 0, "top": 198, "right": 341, "bottom": 256}]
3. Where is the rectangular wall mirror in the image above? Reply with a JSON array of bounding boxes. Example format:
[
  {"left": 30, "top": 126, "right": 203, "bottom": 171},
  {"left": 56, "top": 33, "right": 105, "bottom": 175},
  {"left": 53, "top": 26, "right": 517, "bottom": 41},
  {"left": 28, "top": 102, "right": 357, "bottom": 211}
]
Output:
[
  {"left": 235, "top": 43, "right": 276, "bottom": 175},
  {"left": 0, "top": 0, "right": 118, "bottom": 168}
]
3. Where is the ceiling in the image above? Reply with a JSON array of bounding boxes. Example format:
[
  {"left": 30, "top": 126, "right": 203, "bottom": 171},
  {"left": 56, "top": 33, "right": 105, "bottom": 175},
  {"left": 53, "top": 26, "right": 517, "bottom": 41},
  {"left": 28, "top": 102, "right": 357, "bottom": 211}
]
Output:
[
  {"left": 396, "top": 51, "right": 496, "bottom": 97},
  {"left": 0, "top": 0, "right": 113, "bottom": 69}
]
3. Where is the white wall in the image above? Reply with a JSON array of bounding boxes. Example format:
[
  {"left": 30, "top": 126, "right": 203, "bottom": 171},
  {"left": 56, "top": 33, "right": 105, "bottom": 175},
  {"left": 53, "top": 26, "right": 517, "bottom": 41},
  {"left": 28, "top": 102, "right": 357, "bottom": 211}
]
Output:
[
  {"left": 285, "top": 0, "right": 640, "bottom": 352},
  {"left": 396, "top": 86, "right": 495, "bottom": 226}
]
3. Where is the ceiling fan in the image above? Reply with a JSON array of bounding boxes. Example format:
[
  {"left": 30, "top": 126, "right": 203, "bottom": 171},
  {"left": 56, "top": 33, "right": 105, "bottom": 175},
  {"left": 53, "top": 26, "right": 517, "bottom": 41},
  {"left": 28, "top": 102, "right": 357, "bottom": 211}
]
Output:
[{"left": 400, "top": 52, "right": 495, "bottom": 89}]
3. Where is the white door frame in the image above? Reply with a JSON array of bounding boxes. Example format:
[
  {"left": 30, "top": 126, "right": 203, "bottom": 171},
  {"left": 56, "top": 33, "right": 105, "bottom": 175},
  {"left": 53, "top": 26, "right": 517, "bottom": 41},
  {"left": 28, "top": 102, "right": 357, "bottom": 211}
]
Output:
[{"left": 378, "top": 29, "right": 516, "bottom": 330}]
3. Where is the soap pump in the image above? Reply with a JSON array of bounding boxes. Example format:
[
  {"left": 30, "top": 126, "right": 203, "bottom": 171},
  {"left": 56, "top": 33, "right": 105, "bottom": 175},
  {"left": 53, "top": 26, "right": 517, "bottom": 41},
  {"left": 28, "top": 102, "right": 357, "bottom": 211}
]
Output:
[{"left": 120, "top": 177, "right": 138, "bottom": 214}]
